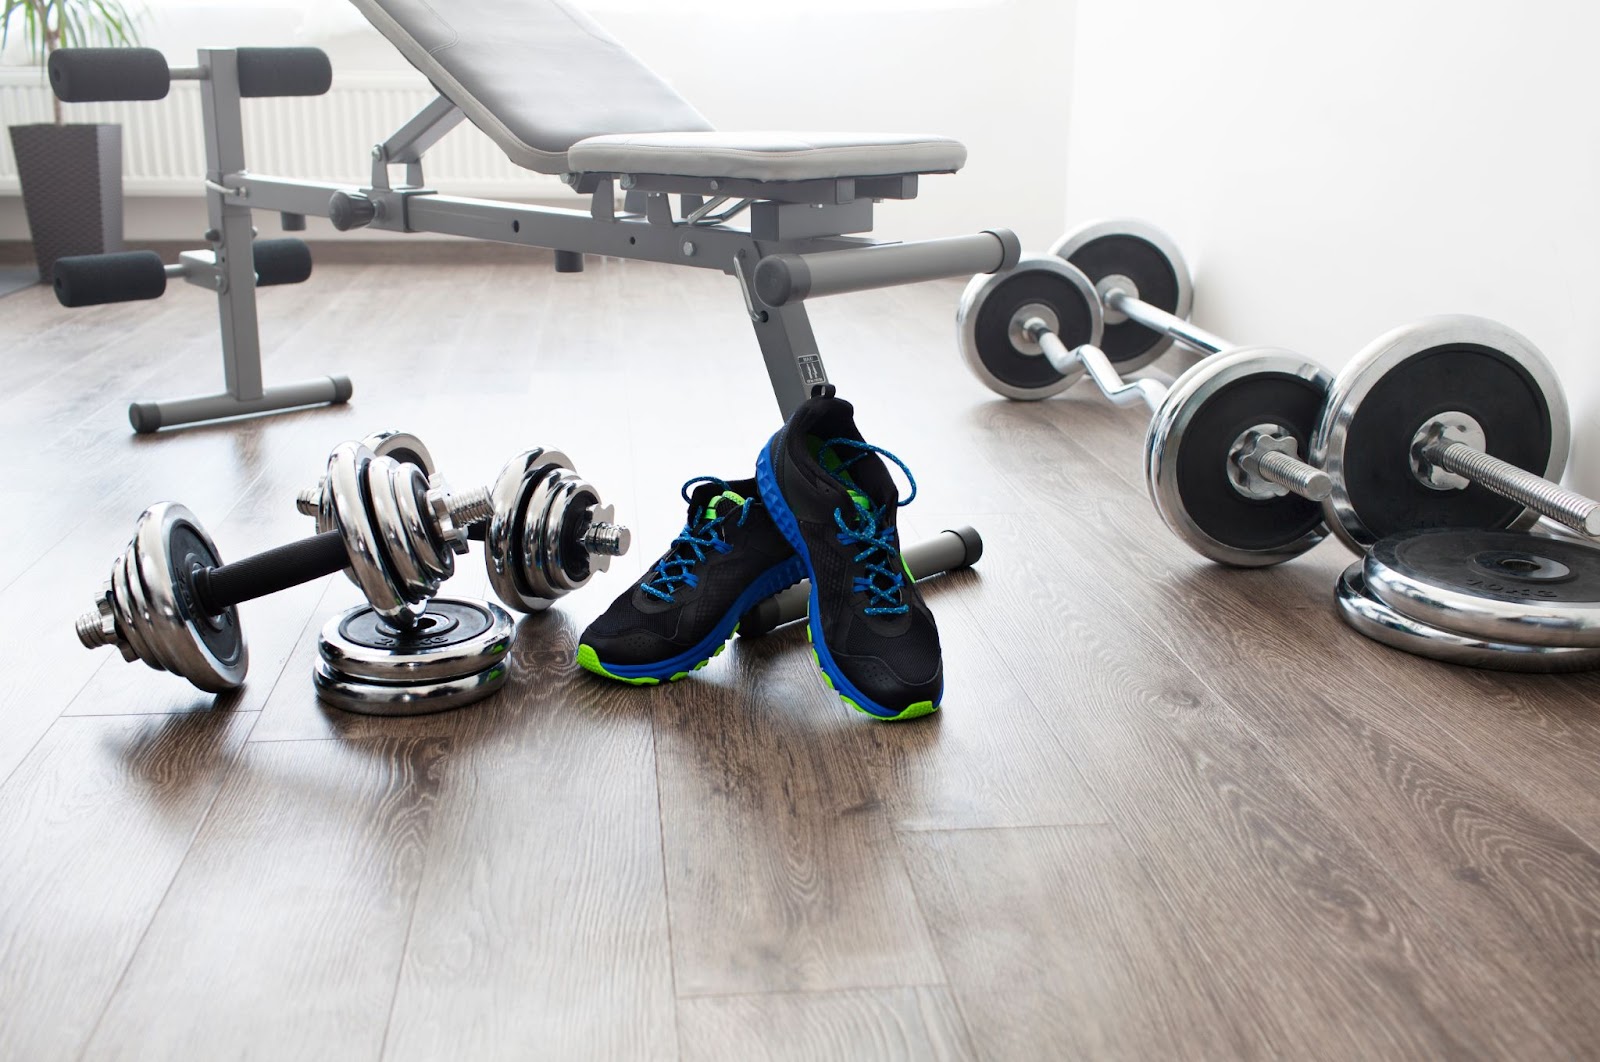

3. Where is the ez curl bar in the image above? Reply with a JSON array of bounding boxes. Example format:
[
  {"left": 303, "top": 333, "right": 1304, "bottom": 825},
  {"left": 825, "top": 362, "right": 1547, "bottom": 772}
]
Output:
[{"left": 959, "top": 220, "right": 1600, "bottom": 564}]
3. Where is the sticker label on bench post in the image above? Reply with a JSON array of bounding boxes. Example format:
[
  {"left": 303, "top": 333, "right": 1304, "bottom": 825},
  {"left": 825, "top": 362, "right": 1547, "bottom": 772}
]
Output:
[{"left": 798, "top": 355, "right": 828, "bottom": 385}]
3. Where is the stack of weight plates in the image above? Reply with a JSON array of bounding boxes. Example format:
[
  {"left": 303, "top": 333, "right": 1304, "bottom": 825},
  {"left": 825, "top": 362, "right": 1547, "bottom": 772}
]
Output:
[
  {"left": 313, "top": 597, "right": 514, "bottom": 714},
  {"left": 1336, "top": 528, "right": 1600, "bottom": 672}
]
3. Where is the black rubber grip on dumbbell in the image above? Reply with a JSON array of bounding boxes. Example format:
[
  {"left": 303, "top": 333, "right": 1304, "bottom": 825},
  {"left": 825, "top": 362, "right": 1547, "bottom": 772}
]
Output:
[
  {"left": 53, "top": 251, "right": 167, "bottom": 308},
  {"left": 48, "top": 48, "right": 170, "bottom": 102},
  {"left": 253, "top": 239, "right": 313, "bottom": 286},
  {"left": 191, "top": 531, "right": 349, "bottom": 614},
  {"left": 236, "top": 48, "right": 332, "bottom": 97}
]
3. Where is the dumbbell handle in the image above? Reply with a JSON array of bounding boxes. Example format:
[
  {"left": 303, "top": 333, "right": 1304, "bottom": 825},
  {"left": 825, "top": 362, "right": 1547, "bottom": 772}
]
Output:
[
  {"left": 1104, "top": 287, "right": 1231, "bottom": 357},
  {"left": 1030, "top": 319, "right": 1330, "bottom": 503},
  {"left": 1425, "top": 440, "right": 1600, "bottom": 537},
  {"left": 190, "top": 531, "right": 351, "bottom": 614}
]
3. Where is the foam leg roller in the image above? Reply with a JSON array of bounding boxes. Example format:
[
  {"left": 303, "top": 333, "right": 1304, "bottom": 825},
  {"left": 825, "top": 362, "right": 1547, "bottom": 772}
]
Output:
[
  {"left": 48, "top": 48, "right": 170, "bottom": 102},
  {"left": 53, "top": 251, "right": 168, "bottom": 308},
  {"left": 254, "top": 239, "right": 313, "bottom": 287},
  {"left": 236, "top": 48, "right": 333, "bottom": 98}
]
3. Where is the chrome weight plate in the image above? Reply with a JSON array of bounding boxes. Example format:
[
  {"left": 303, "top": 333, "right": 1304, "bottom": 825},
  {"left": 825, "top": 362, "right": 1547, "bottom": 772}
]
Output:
[
  {"left": 1144, "top": 348, "right": 1332, "bottom": 567},
  {"left": 125, "top": 502, "right": 248, "bottom": 691},
  {"left": 1312, "top": 315, "right": 1567, "bottom": 553},
  {"left": 324, "top": 441, "right": 413, "bottom": 623},
  {"left": 1363, "top": 528, "right": 1600, "bottom": 648},
  {"left": 1050, "top": 219, "right": 1194, "bottom": 373},
  {"left": 1337, "top": 563, "right": 1600, "bottom": 672},
  {"left": 361, "top": 429, "right": 434, "bottom": 477},
  {"left": 956, "top": 254, "right": 1104, "bottom": 401},
  {"left": 314, "top": 597, "right": 513, "bottom": 716},
  {"left": 312, "top": 429, "right": 436, "bottom": 537},
  {"left": 318, "top": 597, "right": 512, "bottom": 684},
  {"left": 313, "top": 659, "right": 509, "bottom": 716},
  {"left": 485, "top": 448, "right": 573, "bottom": 612}
]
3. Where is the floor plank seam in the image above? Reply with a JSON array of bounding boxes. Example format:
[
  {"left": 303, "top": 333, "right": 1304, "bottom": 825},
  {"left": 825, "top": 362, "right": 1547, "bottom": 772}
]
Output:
[
  {"left": 675, "top": 981, "right": 951, "bottom": 1003},
  {"left": 71, "top": 705, "right": 272, "bottom": 1062},
  {"left": 649, "top": 706, "right": 688, "bottom": 1062},
  {"left": 888, "top": 830, "right": 982, "bottom": 1057},
  {"left": 892, "top": 821, "right": 1114, "bottom": 836}
]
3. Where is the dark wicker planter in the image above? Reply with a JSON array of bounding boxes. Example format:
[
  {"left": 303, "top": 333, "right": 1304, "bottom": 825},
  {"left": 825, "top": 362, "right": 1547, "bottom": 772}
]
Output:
[{"left": 8, "top": 123, "right": 123, "bottom": 284}]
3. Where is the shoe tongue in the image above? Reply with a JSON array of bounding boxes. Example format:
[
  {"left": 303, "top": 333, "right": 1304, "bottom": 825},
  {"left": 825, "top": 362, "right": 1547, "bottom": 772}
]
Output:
[
  {"left": 814, "top": 442, "right": 878, "bottom": 518},
  {"left": 686, "top": 484, "right": 746, "bottom": 526},
  {"left": 703, "top": 488, "right": 745, "bottom": 521}
]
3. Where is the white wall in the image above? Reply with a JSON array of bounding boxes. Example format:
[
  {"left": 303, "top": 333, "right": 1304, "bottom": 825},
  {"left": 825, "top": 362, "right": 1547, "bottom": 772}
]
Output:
[
  {"left": 1065, "top": 0, "right": 1600, "bottom": 496},
  {"left": 1, "top": 0, "right": 1073, "bottom": 247}
]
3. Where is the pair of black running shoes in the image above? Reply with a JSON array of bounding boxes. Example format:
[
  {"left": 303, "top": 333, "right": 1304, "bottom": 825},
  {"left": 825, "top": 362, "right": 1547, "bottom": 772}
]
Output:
[{"left": 577, "top": 387, "right": 942, "bottom": 721}]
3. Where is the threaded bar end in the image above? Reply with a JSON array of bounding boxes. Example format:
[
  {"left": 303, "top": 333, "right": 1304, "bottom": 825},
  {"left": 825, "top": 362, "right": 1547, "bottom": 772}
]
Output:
[
  {"left": 583, "top": 522, "right": 631, "bottom": 557},
  {"left": 76, "top": 610, "right": 112, "bottom": 649},
  {"left": 295, "top": 486, "right": 321, "bottom": 516},
  {"left": 1256, "top": 450, "right": 1332, "bottom": 502},
  {"left": 448, "top": 485, "right": 495, "bottom": 528},
  {"left": 1435, "top": 441, "right": 1600, "bottom": 536}
]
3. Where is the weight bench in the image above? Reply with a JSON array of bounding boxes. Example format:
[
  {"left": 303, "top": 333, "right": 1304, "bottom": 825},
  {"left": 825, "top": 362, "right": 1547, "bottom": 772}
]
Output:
[{"left": 48, "top": 0, "right": 1019, "bottom": 432}]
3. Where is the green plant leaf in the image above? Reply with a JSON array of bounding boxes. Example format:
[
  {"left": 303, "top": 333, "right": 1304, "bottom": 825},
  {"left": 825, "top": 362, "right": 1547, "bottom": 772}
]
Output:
[{"left": 1, "top": 0, "right": 142, "bottom": 61}]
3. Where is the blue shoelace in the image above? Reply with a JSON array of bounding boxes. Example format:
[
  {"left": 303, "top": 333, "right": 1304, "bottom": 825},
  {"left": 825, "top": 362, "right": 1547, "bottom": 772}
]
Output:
[
  {"left": 641, "top": 477, "right": 753, "bottom": 603},
  {"left": 815, "top": 438, "right": 918, "bottom": 616}
]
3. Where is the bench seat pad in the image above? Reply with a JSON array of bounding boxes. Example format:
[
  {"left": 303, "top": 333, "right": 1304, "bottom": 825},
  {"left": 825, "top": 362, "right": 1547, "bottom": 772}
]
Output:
[
  {"left": 567, "top": 131, "right": 967, "bottom": 182},
  {"left": 349, "top": 0, "right": 713, "bottom": 174}
]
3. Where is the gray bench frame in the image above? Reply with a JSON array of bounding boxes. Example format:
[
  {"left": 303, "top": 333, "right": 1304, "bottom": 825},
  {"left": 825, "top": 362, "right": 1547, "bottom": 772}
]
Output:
[{"left": 133, "top": 49, "right": 1019, "bottom": 431}]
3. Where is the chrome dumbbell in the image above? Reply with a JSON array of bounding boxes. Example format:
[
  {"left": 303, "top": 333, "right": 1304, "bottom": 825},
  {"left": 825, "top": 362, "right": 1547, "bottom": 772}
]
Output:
[
  {"left": 76, "top": 437, "right": 490, "bottom": 692},
  {"left": 300, "top": 446, "right": 632, "bottom": 613}
]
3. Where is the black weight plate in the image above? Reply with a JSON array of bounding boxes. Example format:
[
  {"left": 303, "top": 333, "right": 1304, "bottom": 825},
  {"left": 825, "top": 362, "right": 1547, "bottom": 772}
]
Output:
[
  {"left": 969, "top": 265, "right": 1098, "bottom": 392},
  {"left": 321, "top": 597, "right": 513, "bottom": 684},
  {"left": 169, "top": 522, "right": 244, "bottom": 670},
  {"left": 338, "top": 598, "right": 489, "bottom": 651},
  {"left": 1060, "top": 233, "right": 1181, "bottom": 365},
  {"left": 1378, "top": 529, "right": 1600, "bottom": 603},
  {"left": 558, "top": 487, "right": 600, "bottom": 582},
  {"left": 1364, "top": 529, "right": 1600, "bottom": 647},
  {"left": 1172, "top": 370, "right": 1326, "bottom": 555},
  {"left": 1341, "top": 343, "right": 1553, "bottom": 539}
]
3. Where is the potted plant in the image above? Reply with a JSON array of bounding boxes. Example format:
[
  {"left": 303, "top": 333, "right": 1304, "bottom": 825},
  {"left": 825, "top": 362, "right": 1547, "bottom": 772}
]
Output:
[{"left": 3, "top": 0, "right": 140, "bottom": 283}]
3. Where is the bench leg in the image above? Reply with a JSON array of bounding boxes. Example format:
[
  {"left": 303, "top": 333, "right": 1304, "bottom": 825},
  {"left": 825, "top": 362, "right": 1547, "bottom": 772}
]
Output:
[
  {"left": 741, "top": 265, "right": 830, "bottom": 418},
  {"left": 131, "top": 48, "right": 350, "bottom": 434}
]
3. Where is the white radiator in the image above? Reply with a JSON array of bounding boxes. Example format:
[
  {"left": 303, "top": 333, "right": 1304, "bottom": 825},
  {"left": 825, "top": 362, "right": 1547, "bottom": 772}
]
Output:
[{"left": 0, "top": 69, "right": 565, "bottom": 198}]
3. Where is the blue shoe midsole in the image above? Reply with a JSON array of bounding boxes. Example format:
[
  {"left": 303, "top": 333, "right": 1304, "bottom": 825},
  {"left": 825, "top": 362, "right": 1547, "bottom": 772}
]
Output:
[
  {"left": 756, "top": 438, "right": 925, "bottom": 719},
  {"left": 589, "top": 554, "right": 807, "bottom": 679}
]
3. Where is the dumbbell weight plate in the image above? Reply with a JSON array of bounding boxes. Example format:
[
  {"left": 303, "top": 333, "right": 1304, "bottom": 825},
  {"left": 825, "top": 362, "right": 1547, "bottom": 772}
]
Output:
[
  {"left": 1144, "top": 348, "right": 1331, "bottom": 567},
  {"left": 314, "top": 660, "right": 509, "bottom": 716},
  {"left": 956, "top": 254, "right": 1105, "bottom": 400},
  {"left": 124, "top": 502, "right": 248, "bottom": 691},
  {"left": 1336, "top": 563, "right": 1600, "bottom": 672},
  {"left": 361, "top": 430, "right": 434, "bottom": 478},
  {"left": 1312, "top": 315, "right": 1567, "bottom": 553},
  {"left": 314, "top": 597, "right": 511, "bottom": 716},
  {"left": 318, "top": 597, "right": 513, "bottom": 684},
  {"left": 365, "top": 453, "right": 456, "bottom": 607},
  {"left": 1050, "top": 219, "right": 1194, "bottom": 373},
  {"left": 1363, "top": 528, "right": 1600, "bottom": 648},
  {"left": 485, "top": 449, "right": 574, "bottom": 612},
  {"left": 325, "top": 441, "right": 414, "bottom": 624}
]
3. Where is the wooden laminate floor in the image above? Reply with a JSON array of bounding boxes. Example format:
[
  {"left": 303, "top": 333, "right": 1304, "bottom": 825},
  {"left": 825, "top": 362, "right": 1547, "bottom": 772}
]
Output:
[{"left": 3, "top": 249, "right": 1599, "bottom": 1061}]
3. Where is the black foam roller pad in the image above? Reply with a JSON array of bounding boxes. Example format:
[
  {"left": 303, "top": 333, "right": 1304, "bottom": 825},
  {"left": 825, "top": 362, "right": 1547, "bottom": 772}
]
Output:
[
  {"left": 48, "top": 48, "right": 170, "bottom": 102},
  {"left": 253, "top": 239, "right": 313, "bottom": 286},
  {"left": 236, "top": 48, "right": 333, "bottom": 98},
  {"left": 53, "top": 251, "right": 167, "bottom": 307}
]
